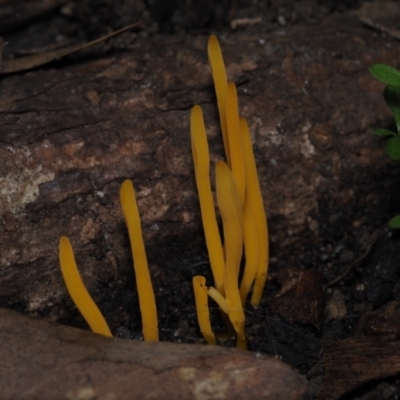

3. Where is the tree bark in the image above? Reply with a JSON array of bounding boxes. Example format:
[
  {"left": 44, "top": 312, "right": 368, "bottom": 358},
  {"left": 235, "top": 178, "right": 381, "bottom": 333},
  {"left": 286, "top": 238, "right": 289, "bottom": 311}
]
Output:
[{"left": 1, "top": 13, "right": 398, "bottom": 315}]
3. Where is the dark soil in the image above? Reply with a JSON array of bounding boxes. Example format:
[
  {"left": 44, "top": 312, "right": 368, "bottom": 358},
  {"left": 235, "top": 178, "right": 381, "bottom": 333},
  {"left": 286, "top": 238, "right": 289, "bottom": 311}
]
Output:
[{"left": 1, "top": 1, "right": 400, "bottom": 399}]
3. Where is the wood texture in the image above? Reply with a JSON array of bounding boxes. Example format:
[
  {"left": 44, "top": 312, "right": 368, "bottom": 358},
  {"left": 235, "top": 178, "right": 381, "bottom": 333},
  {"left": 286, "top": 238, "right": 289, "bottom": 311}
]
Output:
[{"left": 320, "top": 335, "right": 400, "bottom": 400}]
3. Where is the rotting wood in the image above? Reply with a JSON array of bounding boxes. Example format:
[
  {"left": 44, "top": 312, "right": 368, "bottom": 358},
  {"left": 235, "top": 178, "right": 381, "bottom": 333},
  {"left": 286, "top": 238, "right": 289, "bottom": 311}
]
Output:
[{"left": 0, "top": 308, "right": 308, "bottom": 400}]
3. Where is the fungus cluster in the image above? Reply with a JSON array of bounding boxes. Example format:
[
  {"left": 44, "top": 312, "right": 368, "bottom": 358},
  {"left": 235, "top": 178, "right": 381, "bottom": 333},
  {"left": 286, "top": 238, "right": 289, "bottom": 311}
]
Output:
[
  {"left": 58, "top": 36, "right": 268, "bottom": 348},
  {"left": 191, "top": 36, "right": 269, "bottom": 349}
]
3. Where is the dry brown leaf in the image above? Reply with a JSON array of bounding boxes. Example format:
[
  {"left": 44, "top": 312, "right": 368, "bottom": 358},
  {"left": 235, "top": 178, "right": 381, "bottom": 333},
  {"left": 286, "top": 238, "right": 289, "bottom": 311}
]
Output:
[
  {"left": 269, "top": 267, "right": 324, "bottom": 329},
  {"left": 0, "top": 23, "right": 140, "bottom": 74}
]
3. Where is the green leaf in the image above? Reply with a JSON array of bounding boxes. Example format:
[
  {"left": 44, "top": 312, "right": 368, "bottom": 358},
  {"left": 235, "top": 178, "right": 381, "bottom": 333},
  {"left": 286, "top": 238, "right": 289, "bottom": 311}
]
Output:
[
  {"left": 384, "top": 85, "right": 400, "bottom": 132},
  {"left": 388, "top": 215, "right": 400, "bottom": 228},
  {"left": 386, "top": 136, "right": 400, "bottom": 160},
  {"left": 369, "top": 64, "right": 400, "bottom": 86},
  {"left": 373, "top": 128, "right": 397, "bottom": 136}
]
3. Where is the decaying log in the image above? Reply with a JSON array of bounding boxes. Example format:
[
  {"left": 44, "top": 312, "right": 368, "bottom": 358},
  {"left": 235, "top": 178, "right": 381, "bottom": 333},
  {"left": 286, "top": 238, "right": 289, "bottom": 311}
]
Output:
[
  {"left": 0, "top": 308, "right": 307, "bottom": 400},
  {"left": 1, "top": 11, "right": 400, "bottom": 321}
]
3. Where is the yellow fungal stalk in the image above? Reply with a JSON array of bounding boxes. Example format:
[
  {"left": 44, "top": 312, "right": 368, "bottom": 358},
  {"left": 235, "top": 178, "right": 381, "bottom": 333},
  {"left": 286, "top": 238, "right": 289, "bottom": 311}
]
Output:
[
  {"left": 59, "top": 236, "right": 112, "bottom": 337},
  {"left": 120, "top": 179, "right": 159, "bottom": 342},
  {"left": 240, "top": 118, "right": 269, "bottom": 306},
  {"left": 193, "top": 276, "right": 216, "bottom": 345},
  {"left": 216, "top": 161, "right": 246, "bottom": 350},
  {"left": 208, "top": 35, "right": 229, "bottom": 164},
  {"left": 225, "top": 82, "right": 246, "bottom": 206},
  {"left": 190, "top": 105, "right": 225, "bottom": 295},
  {"left": 207, "top": 286, "right": 229, "bottom": 315},
  {"left": 239, "top": 193, "right": 259, "bottom": 305},
  {"left": 215, "top": 161, "right": 243, "bottom": 278}
]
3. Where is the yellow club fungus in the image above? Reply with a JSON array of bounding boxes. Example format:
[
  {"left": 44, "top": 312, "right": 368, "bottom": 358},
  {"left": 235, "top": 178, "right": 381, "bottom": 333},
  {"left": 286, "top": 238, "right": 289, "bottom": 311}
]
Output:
[
  {"left": 208, "top": 35, "right": 229, "bottom": 164},
  {"left": 240, "top": 118, "right": 269, "bottom": 306},
  {"left": 225, "top": 81, "right": 246, "bottom": 206},
  {"left": 193, "top": 276, "right": 216, "bottom": 345},
  {"left": 216, "top": 161, "right": 246, "bottom": 350},
  {"left": 215, "top": 161, "right": 243, "bottom": 278},
  {"left": 59, "top": 236, "right": 112, "bottom": 337},
  {"left": 208, "top": 36, "right": 269, "bottom": 306},
  {"left": 191, "top": 36, "right": 268, "bottom": 347},
  {"left": 190, "top": 105, "right": 225, "bottom": 295},
  {"left": 120, "top": 179, "right": 159, "bottom": 342}
]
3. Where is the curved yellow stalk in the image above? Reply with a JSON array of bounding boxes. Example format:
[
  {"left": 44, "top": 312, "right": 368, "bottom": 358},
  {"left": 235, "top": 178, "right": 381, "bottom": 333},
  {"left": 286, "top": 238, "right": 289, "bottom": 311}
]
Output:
[
  {"left": 216, "top": 161, "right": 246, "bottom": 350},
  {"left": 208, "top": 35, "right": 229, "bottom": 164},
  {"left": 240, "top": 118, "right": 269, "bottom": 306},
  {"left": 226, "top": 82, "right": 246, "bottom": 205},
  {"left": 59, "top": 236, "right": 112, "bottom": 337},
  {"left": 190, "top": 105, "right": 225, "bottom": 295},
  {"left": 207, "top": 286, "right": 229, "bottom": 315},
  {"left": 193, "top": 276, "right": 216, "bottom": 345},
  {"left": 120, "top": 179, "right": 159, "bottom": 341}
]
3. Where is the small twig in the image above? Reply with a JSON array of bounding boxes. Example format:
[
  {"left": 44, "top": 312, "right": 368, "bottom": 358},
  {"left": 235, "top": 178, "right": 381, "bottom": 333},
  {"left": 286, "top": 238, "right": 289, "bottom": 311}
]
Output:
[
  {"left": 230, "top": 17, "right": 262, "bottom": 30},
  {"left": 360, "top": 16, "right": 400, "bottom": 41}
]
